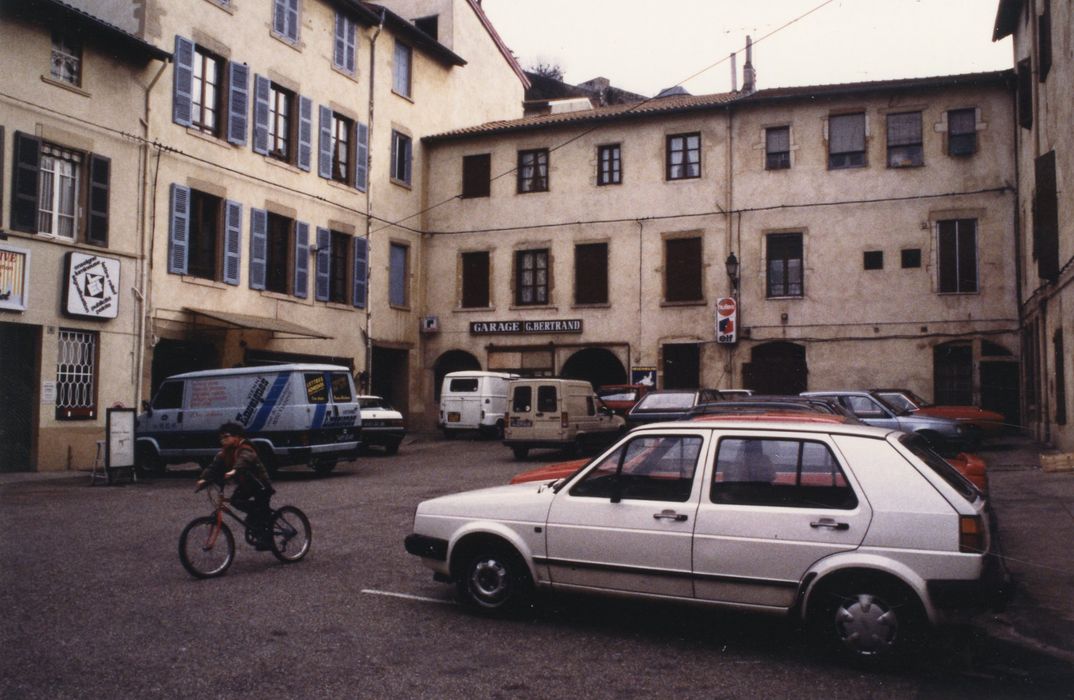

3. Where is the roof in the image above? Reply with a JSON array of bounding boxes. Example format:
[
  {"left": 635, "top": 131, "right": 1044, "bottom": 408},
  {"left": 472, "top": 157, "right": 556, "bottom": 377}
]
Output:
[
  {"left": 186, "top": 307, "right": 332, "bottom": 339},
  {"left": 4, "top": 0, "right": 170, "bottom": 62},
  {"left": 632, "top": 418, "right": 894, "bottom": 439},
  {"left": 993, "top": 0, "right": 1023, "bottom": 41},
  {"left": 735, "top": 70, "right": 1014, "bottom": 105},
  {"left": 359, "top": 2, "right": 466, "bottom": 67},
  {"left": 464, "top": 0, "right": 529, "bottom": 89},
  {"left": 169, "top": 364, "right": 350, "bottom": 380}
]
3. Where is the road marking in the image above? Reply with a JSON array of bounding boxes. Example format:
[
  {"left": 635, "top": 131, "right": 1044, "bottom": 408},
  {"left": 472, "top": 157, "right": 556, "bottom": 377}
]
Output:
[{"left": 361, "top": 589, "right": 455, "bottom": 605}]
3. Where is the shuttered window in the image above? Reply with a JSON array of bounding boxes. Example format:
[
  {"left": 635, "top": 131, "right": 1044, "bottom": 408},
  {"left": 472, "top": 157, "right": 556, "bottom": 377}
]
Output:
[
  {"left": 765, "top": 126, "right": 790, "bottom": 170},
  {"left": 1034, "top": 151, "right": 1059, "bottom": 281},
  {"left": 515, "top": 249, "right": 549, "bottom": 306},
  {"left": 828, "top": 113, "right": 866, "bottom": 168},
  {"left": 766, "top": 233, "right": 803, "bottom": 298},
  {"left": 462, "top": 154, "right": 491, "bottom": 198},
  {"left": 886, "top": 111, "right": 922, "bottom": 167},
  {"left": 273, "top": 0, "right": 300, "bottom": 43},
  {"left": 333, "top": 12, "right": 357, "bottom": 75},
  {"left": 575, "top": 242, "right": 608, "bottom": 305},
  {"left": 389, "top": 242, "right": 409, "bottom": 307},
  {"left": 665, "top": 237, "right": 702, "bottom": 302},
  {"left": 937, "top": 219, "right": 978, "bottom": 294},
  {"left": 461, "top": 251, "right": 490, "bottom": 308}
]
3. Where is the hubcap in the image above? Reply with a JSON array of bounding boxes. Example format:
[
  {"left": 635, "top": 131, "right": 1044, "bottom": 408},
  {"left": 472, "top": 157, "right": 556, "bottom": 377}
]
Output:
[
  {"left": 470, "top": 557, "right": 509, "bottom": 604},
  {"left": 834, "top": 593, "right": 898, "bottom": 656}
]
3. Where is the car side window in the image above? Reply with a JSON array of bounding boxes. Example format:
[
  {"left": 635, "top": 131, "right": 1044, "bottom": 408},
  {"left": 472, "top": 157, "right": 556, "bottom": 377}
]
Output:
[
  {"left": 512, "top": 386, "right": 532, "bottom": 412},
  {"left": 712, "top": 438, "right": 857, "bottom": 509},
  {"left": 152, "top": 381, "right": 183, "bottom": 409},
  {"left": 449, "top": 378, "right": 478, "bottom": 392},
  {"left": 586, "top": 396, "right": 596, "bottom": 416},
  {"left": 844, "top": 396, "right": 886, "bottom": 419},
  {"left": 305, "top": 373, "right": 329, "bottom": 404},
  {"left": 537, "top": 386, "right": 557, "bottom": 413},
  {"left": 570, "top": 435, "right": 702, "bottom": 502},
  {"left": 330, "top": 373, "right": 353, "bottom": 402}
]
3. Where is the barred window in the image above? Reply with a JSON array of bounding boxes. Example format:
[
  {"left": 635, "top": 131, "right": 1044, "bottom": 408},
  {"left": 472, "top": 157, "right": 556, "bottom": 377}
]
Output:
[
  {"left": 56, "top": 329, "right": 98, "bottom": 420},
  {"left": 51, "top": 32, "right": 82, "bottom": 86}
]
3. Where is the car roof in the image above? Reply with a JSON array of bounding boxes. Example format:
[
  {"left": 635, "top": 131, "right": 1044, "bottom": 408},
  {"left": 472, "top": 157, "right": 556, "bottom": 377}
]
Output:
[
  {"left": 444, "top": 371, "right": 518, "bottom": 379},
  {"left": 167, "top": 363, "right": 350, "bottom": 380},
  {"left": 634, "top": 418, "right": 894, "bottom": 439},
  {"left": 690, "top": 412, "right": 853, "bottom": 424}
]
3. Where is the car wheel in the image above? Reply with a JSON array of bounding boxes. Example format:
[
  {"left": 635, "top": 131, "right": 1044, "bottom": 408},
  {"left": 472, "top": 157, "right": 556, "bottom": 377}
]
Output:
[
  {"left": 495, "top": 420, "right": 505, "bottom": 439},
  {"left": 455, "top": 543, "right": 533, "bottom": 616},
  {"left": 442, "top": 429, "right": 456, "bottom": 440},
  {"left": 135, "top": 444, "right": 165, "bottom": 477},
  {"left": 311, "top": 458, "right": 336, "bottom": 475},
  {"left": 384, "top": 440, "right": 400, "bottom": 455},
  {"left": 511, "top": 446, "right": 529, "bottom": 460},
  {"left": 810, "top": 574, "right": 924, "bottom": 665}
]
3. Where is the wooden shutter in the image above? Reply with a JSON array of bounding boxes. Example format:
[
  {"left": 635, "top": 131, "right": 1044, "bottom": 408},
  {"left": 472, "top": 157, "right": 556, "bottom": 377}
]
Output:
[
  {"left": 574, "top": 243, "right": 608, "bottom": 305},
  {"left": 318, "top": 105, "right": 332, "bottom": 179},
  {"left": 353, "top": 236, "right": 368, "bottom": 308},
  {"left": 227, "top": 61, "right": 249, "bottom": 146},
  {"left": 252, "top": 75, "right": 271, "bottom": 155},
  {"left": 315, "top": 227, "right": 331, "bottom": 301},
  {"left": 168, "top": 184, "right": 190, "bottom": 275},
  {"left": 285, "top": 0, "right": 299, "bottom": 41},
  {"left": 293, "top": 220, "right": 309, "bottom": 298},
  {"left": 344, "top": 16, "right": 356, "bottom": 73},
  {"left": 297, "top": 95, "right": 313, "bottom": 172},
  {"left": 273, "top": 0, "right": 289, "bottom": 36},
  {"left": 172, "top": 36, "right": 194, "bottom": 127},
  {"left": 462, "top": 154, "right": 491, "bottom": 198},
  {"left": 11, "top": 131, "right": 40, "bottom": 232},
  {"left": 223, "top": 200, "right": 242, "bottom": 285},
  {"left": 1035, "top": 151, "right": 1060, "bottom": 281},
  {"left": 403, "top": 136, "right": 412, "bottom": 184},
  {"left": 461, "top": 251, "right": 489, "bottom": 308},
  {"left": 355, "top": 122, "right": 368, "bottom": 191},
  {"left": 665, "top": 238, "right": 702, "bottom": 302},
  {"left": 86, "top": 154, "right": 110, "bottom": 247},
  {"left": 249, "top": 208, "right": 267, "bottom": 290}
]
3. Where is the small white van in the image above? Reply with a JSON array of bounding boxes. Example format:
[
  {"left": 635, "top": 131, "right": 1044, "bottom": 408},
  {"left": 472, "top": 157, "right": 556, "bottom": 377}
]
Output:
[
  {"left": 439, "top": 371, "right": 519, "bottom": 439},
  {"left": 136, "top": 364, "right": 361, "bottom": 475},
  {"left": 503, "top": 378, "right": 625, "bottom": 459}
]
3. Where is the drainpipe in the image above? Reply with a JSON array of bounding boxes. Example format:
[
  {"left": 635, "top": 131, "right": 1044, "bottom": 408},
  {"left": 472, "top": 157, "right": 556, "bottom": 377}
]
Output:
[{"left": 364, "top": 9, "right": 385, "bottom": 392}]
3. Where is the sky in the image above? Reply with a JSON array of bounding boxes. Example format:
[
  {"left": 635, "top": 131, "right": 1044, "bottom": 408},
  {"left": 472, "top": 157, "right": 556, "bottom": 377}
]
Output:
[{"left": 479, "top": 0, "right": 1013, "bottom": 97}]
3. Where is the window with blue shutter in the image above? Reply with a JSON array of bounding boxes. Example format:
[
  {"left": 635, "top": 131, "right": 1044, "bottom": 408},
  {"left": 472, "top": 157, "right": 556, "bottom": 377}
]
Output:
[
  {"left": 223, "top": 200, "right": 242, "bottom": 285},
  {"left": 334, "top": 13, "right": 356, "bottom": 75},
  {"left": 389, "top": 242, "right": 408, "bottom": 307},
  {"left": 355, "top": 122, "right": 369, "bottom": 192},
  {"left": 390, "top": 130, "right": 412, "bottom": 185},
  {"left": 318, "top": 105, "right": 332, "bottom": 179},
  {"left": 173, "top": 36, "right": 194, "bottom": 127},
  {"left": 252, "top": 75, "right": 270, "bottom": 155},
  {"left": 315, "top": 227, "right": 331, "bottom": 301},
  {"left": 297, "top": 95, "right": 313, "bottom": 172},
  {"left": 249, "top": 208, "right": 267, "bottom": 290},
  {"left": 227, "top": 62, "right": 249, "bottom": 146},
  {"left": 293, "top": 221, "right": 309, "bottom": 298},
  {"left": 273, "top": 0, "right": 300, "bottom": 43},
  {"left": 353, "top": 237, "right": 368, "bottom": 308},
  {"left": 168, "top": 184, "right": 191, "bottom": 275}
]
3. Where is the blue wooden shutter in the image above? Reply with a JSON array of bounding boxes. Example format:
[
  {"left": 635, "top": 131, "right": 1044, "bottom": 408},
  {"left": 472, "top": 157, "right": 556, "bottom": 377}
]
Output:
[
  {"left": 315, "top": 227, "right": 331, "bottom": 301},
  {"left": 252, "top": 75, "right": 270, "bottom": 155},
  {"left": 226, "top": 62, "right": 249, "bottom": 146},
  {"left": 249, "top": 208, "right": 267, "bottom": 290},
  {"left": 173, "top": 36, "right": 194, "bottom": 127},
  {"left": 389, "top": 244, "right": 406, "bottom": 306},
  {"left": 293, "top": 221, "right": 309, "bottom": 298},
  {"left": 273, "top": 0, "right": 288, "bottom": 36},
  {"left": 86, "top": 154, "right": 110, "bottom": 247},
  {"left": 11, "top": 132, "right": 40, "bottom": 233},
  {"left": 297, "top": 95, "right": 313, "bottom": 171},
  {"left": 318, "top": 105, "right": 332, "bottom": 179},
  {"left": 168, "top": 184, "right": 190, "bottom": 275},
  {"left": 353, "top": 237, "right": 368, "bottom": 308},
  {"left": 334, "top": 14, "right": 356, "bottom": 72},
  {"left": 355, "top": 122, "right": 368, "bottom": 192},
  {"left": 344, "top": 17, "right": 357, "bottom": 73},
  {"left": 390, "top": 132, "right": 397, "bottom": 180},
  {"left": 223, "top": 200, "right": 242, "bottom": 285},
  {"left": 403, "top": 136, "right": 412, "bottom": 184},
  {"left": 286, "top": 0, "right": 299, "bottom": 41}
]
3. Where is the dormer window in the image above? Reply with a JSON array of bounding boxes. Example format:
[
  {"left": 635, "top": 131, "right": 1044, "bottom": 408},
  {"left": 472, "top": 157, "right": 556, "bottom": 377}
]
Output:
[{"left": 414, "top": 15, "right": 438, "bottom": 40}]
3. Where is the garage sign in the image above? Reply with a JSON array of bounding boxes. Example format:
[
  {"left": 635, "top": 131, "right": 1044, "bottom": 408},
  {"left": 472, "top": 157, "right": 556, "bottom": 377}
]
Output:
[{"left": 716, "top": 297, "right": 737, "bottom": 344}]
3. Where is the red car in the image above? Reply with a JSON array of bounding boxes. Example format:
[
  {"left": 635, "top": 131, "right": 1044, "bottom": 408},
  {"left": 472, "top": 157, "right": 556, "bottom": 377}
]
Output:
[
  {"left": 596, "top": 384, "right": 649, "bottom": 416},
  {"left": 873, "top": 388, "right": 1006, "bottom": 435}
]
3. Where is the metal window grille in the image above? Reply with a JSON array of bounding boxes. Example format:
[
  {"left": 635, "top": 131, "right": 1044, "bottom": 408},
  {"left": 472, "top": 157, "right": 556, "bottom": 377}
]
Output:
[
  {"left": 56, "top": 329, "right": 97, "bottom": 420},
  {"left": 51, "top": 33, "right": 81, "bottom": 85}
]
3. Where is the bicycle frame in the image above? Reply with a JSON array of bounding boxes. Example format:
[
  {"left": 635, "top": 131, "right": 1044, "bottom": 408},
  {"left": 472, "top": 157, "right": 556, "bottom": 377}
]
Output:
[{"left": 202, "top": 484, "right": 252, "bottom": 546}]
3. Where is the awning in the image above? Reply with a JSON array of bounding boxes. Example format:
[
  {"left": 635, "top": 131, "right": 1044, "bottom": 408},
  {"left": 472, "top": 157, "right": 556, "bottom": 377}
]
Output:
[{"left": 185, "top": 307, "right": 332, "bottom": 340}]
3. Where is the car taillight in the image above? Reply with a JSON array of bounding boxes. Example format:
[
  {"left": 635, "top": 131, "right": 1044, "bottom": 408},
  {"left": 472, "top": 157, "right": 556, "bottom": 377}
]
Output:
[
  {"left": 959, "top": 515, "right": 985, "bottom": 554},
  {"left": 561, "top": 412, "right": 569, "bottom": 428}
]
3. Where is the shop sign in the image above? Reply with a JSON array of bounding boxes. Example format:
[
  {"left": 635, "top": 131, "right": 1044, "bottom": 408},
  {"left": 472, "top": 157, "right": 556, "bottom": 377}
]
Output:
[
  {"left": 631, "top": 366, "right": 657, "bottom": 386},
  {"left": 716, "top": 296, "right": 737, "bottom": 344},
  {"left": 0, "top": 244, "right": 31, "bottom": 312},
  {"left": 470, "top": 319, "right": 583, "bottom": 335},
  {"left": 64, "top": 251, "right": 120, "bottom": 319}
]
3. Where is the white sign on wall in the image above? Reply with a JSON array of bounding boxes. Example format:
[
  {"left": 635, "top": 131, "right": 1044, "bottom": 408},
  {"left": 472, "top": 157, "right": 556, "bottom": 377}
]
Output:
[
  {"left": 65, "top": 252, "right": 120, "bottom": 319},
  {"left": 716, "top": 297, "right": 737, "bottom": 344}
]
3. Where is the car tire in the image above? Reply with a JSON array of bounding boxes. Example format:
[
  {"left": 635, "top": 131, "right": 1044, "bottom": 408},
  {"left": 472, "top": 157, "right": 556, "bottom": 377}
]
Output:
[
  {"left": 311, "top": 458, "right": 336, "bottom": 475},
  {"left": 384, "top": 440, "right": 400, "bottom": 455},
  {"left": 443, "top": 429, "right": 456, "bottom": 440},
  {"left": 135, "top": 444, "right": 165, "bottom": 477},
  {"left": 511, "top": 446, "right": 529, "bottom": 460},
  {"left": 455, "top": 543, "right": 534, "bottom": 617},
  {"left": 809, "top": 574, "right": 924, "bottom": 666}
]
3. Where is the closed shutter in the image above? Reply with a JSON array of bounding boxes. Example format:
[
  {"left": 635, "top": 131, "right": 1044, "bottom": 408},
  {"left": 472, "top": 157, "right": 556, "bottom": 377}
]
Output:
[
  {"left": 318, "top": 105, "right": 332, "bottom": 179},
  {"left": 172, "top": 36, "right": 194, "bottom": 127},
  {"left": 168, "top": 184, "right": 190, "bottom": 275},
  {"left": 1035, "top": 151, "right": 1060, "bottom": 281},
  {"left": 252, "top": 75, "right": 271, "bottom": 155},
  {"left": 293, "top": 220, "right": 309, "bottom": 298},
  {"left": 344, "top": 16, "right": 356, "bottom": 73},
  {"left": 403, "top": 136, "right": 412, "bottom": 184},
  {"left": 297, "top": 96, "right": 313, "bottom": 172},
  {"left": 223, "top": 200, "right": 242, "bottom": 285},
  {"left": 86, "top": 154, "right": 110, "bottom": 247},
  {"left": 315, "top": 227, "right": 331, "bottom": 301},
  {"left": 285, "top": 0, "right": 299, "bottom": 41},
  {"left": 353, "top": 237, "right": 367, "bottom": 308},
  {"left": 665, "top": 237, "right": 702, "bottom": 302},
  {"left": 249, "top": 208, "right": 267, "bottom": 290},
  {"left": 355, "top": 122, "right": 368, "bottom": 191},
  {"left": 11, "top": 131, "right": 40, "bottom": 232},
  {"left": 226, "top": 62, "right": 249, "bottom": 146},
  {"left": 334, "top": 14, "right": 356, "bottom": 74}
]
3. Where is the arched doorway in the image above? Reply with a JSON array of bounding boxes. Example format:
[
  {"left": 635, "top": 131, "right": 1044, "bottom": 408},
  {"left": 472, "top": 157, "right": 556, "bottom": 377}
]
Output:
[
  {"left": 743, "top": 342, "right": 807, "bottom": 395},
  {"left": 561, "top": 348, "right": 627, "bottom": 389},
  {"left": 433, "top": 350, "right": 481, "bottom": 401}
]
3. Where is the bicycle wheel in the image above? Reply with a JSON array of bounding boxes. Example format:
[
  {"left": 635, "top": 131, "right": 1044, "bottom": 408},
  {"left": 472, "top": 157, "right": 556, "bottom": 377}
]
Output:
[
  {"left": 179, "top": 516, "right": 235, "bottom": 578},
  {"left": 269, "top": 506, "right": 311, "bottom": 563}
]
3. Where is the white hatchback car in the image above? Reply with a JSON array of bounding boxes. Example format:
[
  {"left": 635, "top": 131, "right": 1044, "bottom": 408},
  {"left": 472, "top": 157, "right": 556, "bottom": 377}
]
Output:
[{"left": 405, "top": 420, "right": 1007, "bottom": 663}]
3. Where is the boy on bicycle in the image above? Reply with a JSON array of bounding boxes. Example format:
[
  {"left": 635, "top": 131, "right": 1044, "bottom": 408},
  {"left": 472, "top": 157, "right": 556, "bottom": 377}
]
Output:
[{"left": 196, "top": 422, "right": 275, "bottom": 549}]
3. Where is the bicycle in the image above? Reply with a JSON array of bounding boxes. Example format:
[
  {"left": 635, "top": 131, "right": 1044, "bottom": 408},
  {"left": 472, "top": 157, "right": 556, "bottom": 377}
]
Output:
[{"left": 179, "top": 481, "right": 312, "bottom": 578}]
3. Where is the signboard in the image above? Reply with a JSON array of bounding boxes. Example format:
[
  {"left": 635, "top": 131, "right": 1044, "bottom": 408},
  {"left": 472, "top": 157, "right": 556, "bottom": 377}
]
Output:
[
  {"left": 470, "top": 319, "right": 583, "bottom": 335},
  {"left": 64, "top": 252, "right": 120, "bottom": 319},
  {"left": 0, "top": 244, "right": 31, "bottom": 312},
  {"left": 106, "top": 408, "right": 136, "bottom": 469},
  {"left": 716, "top": 297, "right": 737, "bottom": 344},
  {"left": 631, "top": 366, "right": 657, "bottom": 387}
]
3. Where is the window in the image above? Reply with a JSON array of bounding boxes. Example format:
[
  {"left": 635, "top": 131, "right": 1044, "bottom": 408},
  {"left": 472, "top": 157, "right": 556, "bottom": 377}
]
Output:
[
  {"left": 1034, "top": 150, "right": 1060, "bottom": 281},
  {"left": 248, "top": 212, "right": 307, "bottom": 298},
  {"left": 305, "top": 373, "right": 329, "bottom": 403},
  {"left": 273, "top": 0, "right": 300, "bottom": 43},
  {"left": 268, "top": 83, "right": 294, "bottom": 162},
  {"left": 712, "top": 438, "right": 856, "bottom": 509},
  {"left": 666, "top": 132, "right": 700, "bottom": 180},
  {"left": 265, "top": 213, "right": 293, "bottom": 294},
  {"left": 665, "top": 237, "right": 702, "bottom": 302},
  {"left": 393, "top": 41, "right": 412, "bottom": 97},
  {"left": 331, "top": 372, "right": 353, "bottom": 402},
  {"left": 1016, "top": 59, "right": 1032, "bottom": 129},
  {"left": 151, "top": 381, "right": 183, "bottom": 410},
  {"left": 517, "top": 149, "right": 548, "bottom": 193},
  {"left": 333, "top": 12, "right": 357, "bottom": 75},
  {"left": 597, "top": 144, "right": 621, "bottom": 185},
  {"left": 937, "top": 219, "right": 978, "bottom": 293},
  {"left": 56, "top": 329, "right": 97, "bottom": 420},
  {"left": 168, "top": 185, "right": 241, "bottom": 285},
  {"left": 570, "top": 435, "right": 702, "bottom": 503},
  {"left": 253, "top": 76, "right": 310, "bottom": 168},
  {"left": 462, "top": 154, "right": 491, "bottom": 198},
  {"left": 901, "top": 248, "right": 921, "bottom": 268},
  {"left": 1038, "top": 0, "right": 1052, "bottom": 81},
  {"left": 187, "top": 190, "right": 223, "bottom": 280},
  {"left": 947, "top": 109, "right": 977, "bottom": 156},
  {"left": 886, "top": 111, "right": 922, "bottom": 167},
  {"left": 390, "top": 130, "right": 412, "bottom": 185},
  {"left": 766, "top": 233, "right": 803, "bottom": 297},
  {"left": 330, "top": 113, "right": 351, "bottom": 183},
  {"left": 765, "top": 126, "right": 790, "bottom": 170},
  {"left": 190, "top": 47, "right": 223, "bottom": 135},
  {"left": 511, "top": 385, "right": 531, "bottom": 412},
  {"left": 574, "top": 242, "right": 608, "bottom": 305},
  {"left": 11, "top": 133, "right": 110, "bottom": 246},
  {"left": 863, "top": 251, "right": 883, "bottom": 270},
  {"left": 515, "top": 249, "right": 549, "bottom": 306},
  {"left": 828, "top": 113, "right": 866, "bottom": 169},
  {"left": 327, "top": 231, "right": 350, "bottom": 303},
  {"left": 1055, "top": 329, "right": 1067, "bottom": 425},
  {"left": 461, "top": 251, "right": 490, "bottom": 308},
  {"left": 389, "top": 242, "right": 409, "bottom": 307},
  {"left": 315, "top": 227, "right": 362, "bottom": 306},
  {"left": 537, "top": 385, "right": 557, "bottom": 413},
  {"left": 50, "top": 32, "right": 81, "bottom": 86},
  {"left": 174, "top": 37, "right": 249, "bottom": 146}
]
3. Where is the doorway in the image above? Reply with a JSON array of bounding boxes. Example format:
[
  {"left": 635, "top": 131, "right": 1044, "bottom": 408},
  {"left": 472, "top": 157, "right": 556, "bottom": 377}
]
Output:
[
  {"left": 151, "top": 339, "right": 218, "bottom": 395},
  {"left": 372, "top": 346, "right": 409, "bottom": 416},
  {"left": 561, "top": 347, "right": 627, "bottom": 388},
  {"left": 662, "top": 343, "right": 700, "bottom": 389},
  {"left": 0, "top": 323, "right": 38, "bottom": 471},
  {"left": 743, "top": 342, "right": 808, "bottom": 395}
]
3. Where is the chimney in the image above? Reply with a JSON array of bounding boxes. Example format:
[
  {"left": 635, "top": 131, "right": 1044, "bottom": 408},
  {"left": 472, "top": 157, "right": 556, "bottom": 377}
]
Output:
[
  {"left": 730, "top": 52, "right": 737, "bottom": 91},
  {"left": 742, "top": 35, "right": 756, "bottom": 94}
]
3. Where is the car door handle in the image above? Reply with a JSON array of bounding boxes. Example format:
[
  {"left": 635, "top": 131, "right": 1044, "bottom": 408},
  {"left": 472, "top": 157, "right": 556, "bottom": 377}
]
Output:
[
  {"left": 653, "top": 510, "right": 688, "bottom": 522},
  {"left": 810, "top": 518, "right": 849, "bottom": 531}
]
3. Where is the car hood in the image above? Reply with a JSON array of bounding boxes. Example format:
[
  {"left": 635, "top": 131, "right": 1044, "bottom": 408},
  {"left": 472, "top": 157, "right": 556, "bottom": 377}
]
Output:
[
  {"left": 914, "top": 406, "right": 1004, "bottom": 423},
  {"left": 418, "top": 483, "right": 557, "bottom": 521},
  {"left": 510, "top": 459, "right": 588, "bottom": 484}
]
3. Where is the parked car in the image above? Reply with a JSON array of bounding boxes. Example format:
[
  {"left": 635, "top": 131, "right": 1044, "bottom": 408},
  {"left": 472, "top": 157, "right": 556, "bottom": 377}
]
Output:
[
  {"left": 689, "top": 395, "right": 859, "bottom": 421},
  {"left": 406, "top": 419, "right": 1006, "bottom": 664},
  {"left": 596, "top": 384, "right": 650, "bottom": 416},
  {"left": 872, "top": 388, "right": 1006, "bottom": 435},
  {"left": 358, "top": 395, "right": 406, "bottom": 454},
  {"left": 625, "top": 389, "right": 723, "bottom": 428},
  {"left": 439, "top": 371, "right": 518, "bottom": 439},
  {"left": 801, "top": 390, "right": 982, "bottom": 452},
  {"left": 503, "top": 378, "right": 625, "bottom": 459}
]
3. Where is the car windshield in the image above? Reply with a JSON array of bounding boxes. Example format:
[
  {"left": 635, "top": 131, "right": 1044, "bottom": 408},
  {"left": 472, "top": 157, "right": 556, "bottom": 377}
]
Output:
[
  {"left": 898, "top": 433, "right": 979, "bottom": 502},
  {"left": 634, "top": 393, "right": 694, "bottom": 411},
  {"left": 599, "top": 389, "right": 638, "bottom": 401},
  {"left": 359, "top": 397, "right": 389, "bottom": 409},
  {"left": 878, "top": 393, "right": 917, "bottom": 414}
]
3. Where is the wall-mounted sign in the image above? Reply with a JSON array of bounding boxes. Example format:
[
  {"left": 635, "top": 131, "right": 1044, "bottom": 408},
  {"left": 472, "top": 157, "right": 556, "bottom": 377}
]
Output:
[
  {"left": 631, "top": 366, "right": 657, "bottom": 386},
  {"left": 470, "top": 319, "right": 583, "bottom": 335},
  {"left": 0, "top": 244, "right": 31, "bottom": 312},
  {"left": 64, "top": 252, "right": 120, "bottom": 319},
  {"left": 716, "top": 297, "right": 737, "bottom": 344}
]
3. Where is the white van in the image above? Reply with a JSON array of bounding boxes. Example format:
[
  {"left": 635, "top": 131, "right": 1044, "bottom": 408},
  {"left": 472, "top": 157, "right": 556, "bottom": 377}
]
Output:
[
  {"left": 503, "top": 378, "right": 625, "bottom": 459},
  {"left": 439, "top": 371, "right": 518, "bottom": 439},
  {"left": 136, "top": 364, "right": 361, "bottom": 475}
]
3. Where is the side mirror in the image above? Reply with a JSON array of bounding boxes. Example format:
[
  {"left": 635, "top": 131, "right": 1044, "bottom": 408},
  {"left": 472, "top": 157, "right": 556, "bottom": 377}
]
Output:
[{"left": 141, "top": 400, "right": 152, "bottom": 416}]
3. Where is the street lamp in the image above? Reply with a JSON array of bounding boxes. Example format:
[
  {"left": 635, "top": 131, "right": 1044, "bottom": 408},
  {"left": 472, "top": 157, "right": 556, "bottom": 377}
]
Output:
[{"left": 724, "top": 252, "right": 740, "bottom": 294}]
